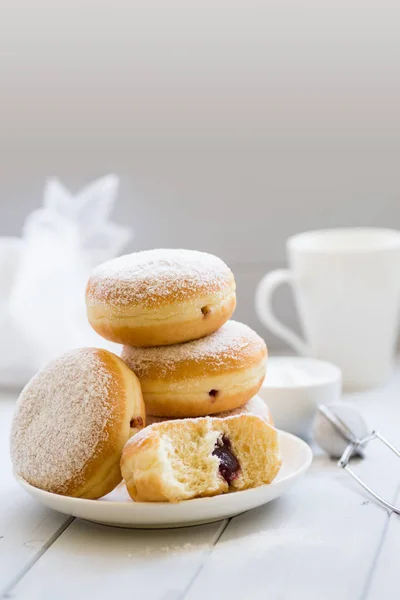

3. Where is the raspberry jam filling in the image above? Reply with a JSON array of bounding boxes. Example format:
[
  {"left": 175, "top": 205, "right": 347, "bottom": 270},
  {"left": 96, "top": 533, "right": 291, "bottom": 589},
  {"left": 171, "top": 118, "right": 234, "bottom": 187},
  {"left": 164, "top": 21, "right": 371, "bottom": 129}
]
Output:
[
  {"left": 212, "top": 435, "right": 240, "bottom": 484},
  {"left": 130, "top": 416, "right": 143, "bottom": 429}
]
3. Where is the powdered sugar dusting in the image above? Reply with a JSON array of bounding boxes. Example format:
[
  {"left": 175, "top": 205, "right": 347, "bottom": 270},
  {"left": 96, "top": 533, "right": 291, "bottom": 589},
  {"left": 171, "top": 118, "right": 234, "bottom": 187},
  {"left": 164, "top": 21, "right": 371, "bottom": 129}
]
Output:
[
  {"left": 121, "top": 320, "right": 266, "bottom": 379},
  {"left": 11, "top": 348, "right": 118, "bottom": 494},
  {"left": 86, "top": 249, "right": 234, "bottom": 308}
]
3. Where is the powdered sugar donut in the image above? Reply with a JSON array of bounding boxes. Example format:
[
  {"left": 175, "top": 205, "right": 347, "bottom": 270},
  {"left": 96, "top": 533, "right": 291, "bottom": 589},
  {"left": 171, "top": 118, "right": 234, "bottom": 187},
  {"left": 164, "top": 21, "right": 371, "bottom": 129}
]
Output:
[
  {"left": 10, "top": 348, "right": 145, "bottom": 499},
  {"left": 86, "top": 249, "right": 236, "bottom": 347},
  {"left": 146, "top": 395, "right": 273, "bottom": 426},
  {"left": 121, "top": 320, "right": 267, "bottom": 417}
]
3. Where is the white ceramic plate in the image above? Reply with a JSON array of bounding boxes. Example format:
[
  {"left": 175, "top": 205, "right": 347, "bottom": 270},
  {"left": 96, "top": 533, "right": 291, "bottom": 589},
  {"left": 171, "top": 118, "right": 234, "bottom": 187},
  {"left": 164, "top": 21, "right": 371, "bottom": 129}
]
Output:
[{"left": 15, "top": 431, "right": 312, "bottom": 529}]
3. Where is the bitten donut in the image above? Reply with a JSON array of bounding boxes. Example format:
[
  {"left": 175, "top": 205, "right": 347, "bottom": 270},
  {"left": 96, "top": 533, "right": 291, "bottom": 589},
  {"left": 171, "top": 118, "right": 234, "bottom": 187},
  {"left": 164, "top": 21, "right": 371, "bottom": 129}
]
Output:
[
  {"left": 121, "top": 414, "right": 281, "bottom": 502},
  {"left": 86, "top": 249, "right": 236, "bottom": 347},
  {"left": 121, "top": 320, "right": 267, "bottom": 417},
  {"left": 10, "top": 348, "right": 145, "bottom": 499},
  {"left": 146, "top": 395, "right": 273, "bottom": 426}
]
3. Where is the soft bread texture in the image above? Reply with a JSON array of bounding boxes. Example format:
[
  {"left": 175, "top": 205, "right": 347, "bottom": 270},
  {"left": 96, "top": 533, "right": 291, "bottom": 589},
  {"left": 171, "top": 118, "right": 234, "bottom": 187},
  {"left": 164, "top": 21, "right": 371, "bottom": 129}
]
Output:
[
  {"left": 121, "top": 320, "right": 267, "bottom": 417},
  {"left": 121, "top": 414, "right": 281, "bottom": 502},
  {"left": 146, "top": 395, "right": 274, "bottom": 426},
  {"left": 11, "top": 348, "right": 145, "bottom": 499},
  {"left": 86, "top": 249, "right": 236, "bottom": 346}
]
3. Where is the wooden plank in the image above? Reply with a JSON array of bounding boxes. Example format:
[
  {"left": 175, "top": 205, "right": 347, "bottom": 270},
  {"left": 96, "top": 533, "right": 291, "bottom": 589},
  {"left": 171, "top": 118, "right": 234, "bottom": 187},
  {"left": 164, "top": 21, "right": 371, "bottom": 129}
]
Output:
[
  {"left": 183, "top": 376, "right": 400, "bottom": 600},
  {"left": 358, "top": 373, "right": 400, "bottom": 600},
  {"left": 0, "top": 393, "right": 71, "bottom": 595},
  {"left": 364, "top": 511, "right": 400, "bottom": 600},
  {"left": 10, "top": 518, "right": 226, "bottom": 600},
  {"left": 5, "top": 367, "right": 400, "bottom": 598}
]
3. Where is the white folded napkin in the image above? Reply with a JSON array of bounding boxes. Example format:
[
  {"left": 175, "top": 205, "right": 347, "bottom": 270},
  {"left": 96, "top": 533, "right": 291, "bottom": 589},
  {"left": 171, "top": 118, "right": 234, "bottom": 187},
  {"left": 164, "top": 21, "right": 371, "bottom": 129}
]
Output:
[{"left": 1, "top": 175, "right": 132, "bottom": 388}]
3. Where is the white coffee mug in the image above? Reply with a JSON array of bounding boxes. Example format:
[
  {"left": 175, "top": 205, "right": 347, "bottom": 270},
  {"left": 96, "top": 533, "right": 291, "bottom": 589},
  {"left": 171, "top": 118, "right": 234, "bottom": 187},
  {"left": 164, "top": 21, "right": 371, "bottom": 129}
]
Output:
[{"left": 255, "top": 228, "right": 400, "bottom": 389}]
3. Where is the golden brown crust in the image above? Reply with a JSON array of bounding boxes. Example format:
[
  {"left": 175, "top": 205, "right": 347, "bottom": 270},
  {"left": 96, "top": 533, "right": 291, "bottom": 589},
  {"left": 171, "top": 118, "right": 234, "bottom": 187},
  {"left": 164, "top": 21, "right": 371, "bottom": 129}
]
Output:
[
  {"left": 87, "top": 291, "right": 236, "bottom": 347},
  {"left": 120, "top": 320, "right": 268, "bottom": 417},
  {"left": 121, "top": 320, "right": 267, "bottom": 381},
  {"left": 75, "top": 351, "right": 146, "bottom": 499},
  {"left": 140, "top": 365, "right": 266, "bottom": 417}
]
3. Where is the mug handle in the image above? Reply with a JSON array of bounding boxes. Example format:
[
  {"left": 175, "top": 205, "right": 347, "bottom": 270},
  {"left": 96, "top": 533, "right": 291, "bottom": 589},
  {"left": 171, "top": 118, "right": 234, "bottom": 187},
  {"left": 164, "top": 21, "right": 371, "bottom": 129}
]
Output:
[{"left": 255, "top": 269, "right": 310, "bottom": 356}]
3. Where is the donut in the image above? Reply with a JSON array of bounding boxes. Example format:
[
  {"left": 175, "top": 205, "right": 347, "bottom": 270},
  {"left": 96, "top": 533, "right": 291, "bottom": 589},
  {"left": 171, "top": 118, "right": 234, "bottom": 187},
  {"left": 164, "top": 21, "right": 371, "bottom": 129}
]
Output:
[
  {"left": 85, "top": 248, "right": 236, "bottom": 347},
  {"left": 213, "top": 394, "right": 273, "bottom": 423},
  {"left": 121, "top": 414, "right": 281, "bottom": 502},
  {"left": 121, "top": 320, "right": 267, "bottom": 417},
  {"left": 10, "top": 348, "right": 145, "bottom": 499},
  {"left": 146, "top": 395, "right": 273, "bottom": 426}
]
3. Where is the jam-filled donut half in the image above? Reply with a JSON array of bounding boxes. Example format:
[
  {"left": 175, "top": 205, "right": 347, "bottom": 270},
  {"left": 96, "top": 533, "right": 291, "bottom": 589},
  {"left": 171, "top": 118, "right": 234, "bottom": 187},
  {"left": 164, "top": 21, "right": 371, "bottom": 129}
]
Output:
[{"left": 121, "top": 414, "right": 281, "bottom": 502}]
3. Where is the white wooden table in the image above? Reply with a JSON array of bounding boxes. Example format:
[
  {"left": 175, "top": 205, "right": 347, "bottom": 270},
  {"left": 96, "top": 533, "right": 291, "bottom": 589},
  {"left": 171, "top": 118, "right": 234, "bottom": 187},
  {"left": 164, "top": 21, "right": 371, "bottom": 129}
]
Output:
[{"left": 2, "top": 370, "right": 400, "bottom": 600}]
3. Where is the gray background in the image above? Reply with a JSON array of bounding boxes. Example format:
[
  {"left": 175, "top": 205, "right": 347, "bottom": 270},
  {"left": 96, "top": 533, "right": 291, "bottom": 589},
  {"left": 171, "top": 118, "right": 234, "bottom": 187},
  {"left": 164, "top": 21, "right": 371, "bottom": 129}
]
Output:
[{"left": 1, "top": 0, "right": 400, "bottom": 349}]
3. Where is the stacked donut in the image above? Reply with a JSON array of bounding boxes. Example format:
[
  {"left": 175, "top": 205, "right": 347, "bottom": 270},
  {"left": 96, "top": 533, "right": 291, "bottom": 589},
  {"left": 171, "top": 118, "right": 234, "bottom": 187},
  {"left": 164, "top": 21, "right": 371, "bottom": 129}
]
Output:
[
  {"left": 86, "top": 249, "right": 269, "bottom": 421},
  {"left": 11, "top": 249, "right": 281, "bottom": 503}
]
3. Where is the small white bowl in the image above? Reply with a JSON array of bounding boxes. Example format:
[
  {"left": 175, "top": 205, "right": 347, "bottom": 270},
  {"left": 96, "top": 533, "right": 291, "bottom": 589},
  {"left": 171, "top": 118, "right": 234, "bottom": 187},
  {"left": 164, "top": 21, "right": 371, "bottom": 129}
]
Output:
[{"left": 258, "top": 357, "right": 342, "bottom": 439}]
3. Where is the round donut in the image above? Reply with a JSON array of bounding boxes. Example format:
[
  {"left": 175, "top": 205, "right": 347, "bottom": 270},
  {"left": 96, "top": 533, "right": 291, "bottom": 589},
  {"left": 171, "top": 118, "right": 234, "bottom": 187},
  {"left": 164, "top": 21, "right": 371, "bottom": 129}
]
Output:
[
  {"left": 10, "top": 348, "right": 145, "bottom": 499},
  {"left": 121, "top": 320, "right": 267, "bottom": 418},
  {"left": 85, "top": 249, "right": 236, "bottom": 347},
  {"left": 146, "top": 395, "right": 274, "bottom": 426}
]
